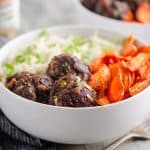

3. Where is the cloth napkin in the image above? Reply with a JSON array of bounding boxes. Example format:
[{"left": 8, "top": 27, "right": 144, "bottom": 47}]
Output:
[
  {"left": 0, "top": 38, "right": 57, "bottom": 150},
  {"left": 0, "top": 111, "right": 57, "bottom": 150}
]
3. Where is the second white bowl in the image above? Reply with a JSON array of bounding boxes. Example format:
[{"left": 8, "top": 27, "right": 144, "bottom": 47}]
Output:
[{"left": 74, "top": 0, "right": 150, "bottom": 42}]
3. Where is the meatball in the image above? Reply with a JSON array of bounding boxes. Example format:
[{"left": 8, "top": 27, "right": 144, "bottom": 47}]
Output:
[
  {"left": 49, "top": 74, "right": 97, "bottom": 107},
  {"left": 6, "top": 72, "right": 37, "bottom": 101},
  {"left": 33, "top": 74, "right": 53, "bottom": 103},
  {"left": 6, "top": 72, "right": 52, "bottom": 103},
  {"left": 46, "top": 54, "right": 91, "bottom": 81},
  {"left": 111, "top": 1, "right": 130, "bottom": 19}
]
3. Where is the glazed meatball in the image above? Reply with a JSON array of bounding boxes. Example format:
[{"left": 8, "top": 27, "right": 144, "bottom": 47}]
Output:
[
  {"left": 49, "top": 74, "right": 97, "bottom": 107},
  {"left": 6, "top": 72, "right": 52, "bottom": 103},
  {"left": 33, "top": 74, "right": 53, "bottom": 103},
  {"left": 46, "top": 54, "right": 91, "bottom": 81},
  {"left": 6, "top": 72, "right": 37, "bottom": 101}
]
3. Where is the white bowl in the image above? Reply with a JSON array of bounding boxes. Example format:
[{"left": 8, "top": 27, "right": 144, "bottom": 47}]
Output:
[
  {"left": 74, "top": 0, "right": 150, "bottom": 42},
  {"left": 0, "top": 25, "right": 150, "bottom": 144}
]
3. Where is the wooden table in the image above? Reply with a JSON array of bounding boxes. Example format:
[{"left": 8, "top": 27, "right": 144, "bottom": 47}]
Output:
[{"left": 21, "top": 0, "right": 150, "bottom": 149}]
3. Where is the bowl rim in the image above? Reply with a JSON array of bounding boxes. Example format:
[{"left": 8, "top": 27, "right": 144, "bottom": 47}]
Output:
[
  {"left": 75, "top": 0, "right": 150, "bottom": 26},
  {"left": 0, "top": 24, "right": 150, "bottom": 111}
]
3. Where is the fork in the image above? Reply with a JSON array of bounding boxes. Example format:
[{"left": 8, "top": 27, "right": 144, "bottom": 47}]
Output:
[{"left": 104, "top": 119, "right": 150, "bottom": 150}]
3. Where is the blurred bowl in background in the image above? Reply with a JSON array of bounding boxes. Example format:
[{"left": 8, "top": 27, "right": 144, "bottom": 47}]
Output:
[{"left": 74, "top": 0, "right": 150, "bottom": 43}]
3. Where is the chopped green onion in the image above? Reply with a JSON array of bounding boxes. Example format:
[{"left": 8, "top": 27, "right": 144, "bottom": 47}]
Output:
[
  {"left": 38, "top": 29, "right": 49, "bottom": 39},
  {"left": 64, "top": 36, "right": 85, "bottom": 53},
  {"left": 26, "top": 55, "right": 33, "bottom": 63},
  {"left": 16, "top": 55, "right": 25, "bottom": 63},
  {"left": 72, "top": 36, "right": 85, "bottom": 46},
  {"left": 25, "top": 44, "right": 37, "bottom": 54},
  {"left": 47, "top": 43, "right": 56, "bottom": 48},
  {"left": 4, "top": 63, "right": 15, "bottom": 76},
  {"left": 64, "top": 43, "right": 79, "bottom": 53},
  {"left": 36, "top": 54, "right": 46, "bottom": 63}
]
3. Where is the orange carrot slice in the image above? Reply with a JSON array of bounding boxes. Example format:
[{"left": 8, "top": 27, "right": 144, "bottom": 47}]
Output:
[
  {"left": 121, "top": 66, "right": 135, "bottom": 90},
  {"left": 121, "top": 53, "right": 149, "bottom": 72},
  {"left": 89, "top": 56, "right": 102, "bottom": 73},
  {"left": 136, "top": 2, "right": 150, "bottom": 23},
  {"left": 107, "top": 70, "right": 125, "bottom": 103},
  {"left": 88, "top": 64, "right": 111, "bottom": 91},
  {"left": 138, "top": 46, "right": 150, "bottom": 53},
  {"left": 129, "top": 79, "right": 150, "bottom": 96},
  {"left": 96, "top": 96, "right": 110, "bottom": 106},
  {"left": 121, "top": 36, "right": 138, "bottom": 57},
  {"left": 109, "top": 63, "right": 120, "bottom": 78}
]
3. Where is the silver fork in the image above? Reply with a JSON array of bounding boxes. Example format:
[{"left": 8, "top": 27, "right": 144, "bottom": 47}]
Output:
[{"left": 104, "top": 119, "right": 150, "bottom": 150}]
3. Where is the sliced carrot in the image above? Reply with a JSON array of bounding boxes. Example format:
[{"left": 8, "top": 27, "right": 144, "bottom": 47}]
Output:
[
  {"left": 138, "top": 46, "right": 150, "bottom": 53},
  {"left": 129, "top": 79, "right": 150, "bottom": 96},
  {"left": 138, "top": 64, "right": 149, "bottom": 80},
  {"left": 121, "top": 53, "right": 149, "bottom": 72},
  {"left": 121, "top": 36, "right": 138, "bottom": 57},
  {"left": 88, "top": 36, "right": 150, "bottom": 105},
  {"left": 121, "top": 69, "right": 130, "bottom": 91},
  {"left": 109, "top": 63, "right": 120, "bottom": 78},
  {"left": 121, "top": 66, "right": 135, "bottom": 90},
  {"left": 122, "top": 9, "right": 133, "bottom": 22},
  {"left": 136, "top": 2, "right": 150, "bottom": 23},
  {"left": 107, "top": 71, "right": 125, "bottom": 103},
  {"left": 89, "top": 56, "right": 102, "bottom": 73},
  {"left": 110, "top": 63, "right": 133, "bottom": 96},
  {"left": 146, "top": 63, "right": 150, "bottom": 81},
  {"left": 88, "top": 64, "right": 111, "bottom": 91},
  {"left": 128, "top": 71, "right": 135, "bottom": 88},
  {"left": 96, "top": 96, "right": 110, "bottom": 106}
]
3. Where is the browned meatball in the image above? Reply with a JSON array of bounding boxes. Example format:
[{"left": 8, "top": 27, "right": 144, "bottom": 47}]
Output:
[
  {"left": 49, "top": 74, "right": 97, "bottom": 107},
  {"left": 6, "top": 72, "right": 37, "bottom": 101},
  {"left": 6, "top": 72, "right": 52, "bottom": 103},
  {"left": 33, "top": 74, "right": 53, "bottom": 103},
  {"left": 82, "top": 0, "right": 150, "bottom": 21},
  {"left": 111, "top": 1, "right": 130, "bottom": 19},
  {"left": 46, "top": 54, "right": 91, "bottom": 81}
]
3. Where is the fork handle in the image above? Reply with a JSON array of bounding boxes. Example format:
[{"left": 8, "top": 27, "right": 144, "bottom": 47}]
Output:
[{"left": 104, "top": 133, "right": 135, "bottom": 150}]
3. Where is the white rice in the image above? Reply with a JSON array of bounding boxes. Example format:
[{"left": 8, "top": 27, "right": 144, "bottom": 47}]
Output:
[{"left": 0, "top": 30, "right": 122, "bottom": 83}]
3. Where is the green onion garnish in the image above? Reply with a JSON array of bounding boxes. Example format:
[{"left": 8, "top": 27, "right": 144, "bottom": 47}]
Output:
[
  {"left": 4, "top": 63, "right": 15, "bottom": 76},
  {"left": 25, "top": 44, "right": 37, "bottom": 54},
  {"left": 64, "top": 43, "right": 79, "bottom": 53},
  {"left": 36, "top": 54, "right": 46, "bottom": 63},
  {"left": 64, "top": 36, "right": 85, "bottom": 53},
  {"left": 72, "top": 36, "right": 85, "bottom": 46},
  {"left": 16, "top": 55, "right": 25, "bottom": 63}
]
